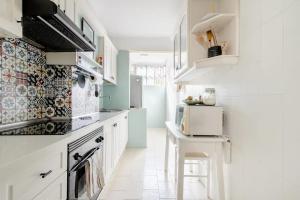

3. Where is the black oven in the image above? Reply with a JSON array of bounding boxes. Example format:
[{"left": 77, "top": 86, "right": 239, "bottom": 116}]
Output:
[{"left": 68, "top": 126, "right": 104, "bottom": 200}]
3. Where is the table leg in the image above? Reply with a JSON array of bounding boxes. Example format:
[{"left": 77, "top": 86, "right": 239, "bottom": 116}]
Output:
[
  {"left": 176, "top": 146, "right": 184, "bottom": 200},
  {"left": 216, "top": 144, "right": 225, "bottom": 200},
  {"left": 164, "top": 129, "right": 169, "bottom": 172}
]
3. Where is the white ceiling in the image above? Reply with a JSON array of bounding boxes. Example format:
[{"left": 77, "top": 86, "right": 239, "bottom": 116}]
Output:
[
  {"left": 130, "top": 52, "right": 172, "bottom": 65},
  {"left": 88, "top": 0, "right": 183, "bottom": 38}
]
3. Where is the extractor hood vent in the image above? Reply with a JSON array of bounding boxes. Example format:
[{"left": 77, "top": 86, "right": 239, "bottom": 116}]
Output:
[{"left": 22, "top": 0, "right": 96, "bottom": 52}]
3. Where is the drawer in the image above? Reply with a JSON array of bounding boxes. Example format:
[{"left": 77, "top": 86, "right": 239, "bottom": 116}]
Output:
[
  {"left": 0, "top": 145, "right": 67, "bottom": 200},
  {"left": 33, "top": 172, "right": 67, "bottom": 200}
]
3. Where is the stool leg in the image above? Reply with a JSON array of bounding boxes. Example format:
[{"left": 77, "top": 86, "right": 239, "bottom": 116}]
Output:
[
  {"left": 176, "top": 147, "right": 185, "bottom": 200},
  {"left": 164, "top": 130, "right": 169, "bottom": 172},
  {"left": 175, "top": 146, "right": 178, "bottom": 182}
]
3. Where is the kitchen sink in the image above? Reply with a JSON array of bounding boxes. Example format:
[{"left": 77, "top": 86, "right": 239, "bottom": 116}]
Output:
[{"left": 100, "top": 109, "right": 123, "bottom": 113}]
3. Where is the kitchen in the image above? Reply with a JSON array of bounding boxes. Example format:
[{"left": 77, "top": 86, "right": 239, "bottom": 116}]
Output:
[{"left": 0, "top": 0, "right": 300, "bottom": 200}]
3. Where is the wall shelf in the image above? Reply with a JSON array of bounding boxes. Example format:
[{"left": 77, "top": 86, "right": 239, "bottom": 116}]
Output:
[
  {"left": 192, "top": 13, "right": 237, "bottom": 35},
  {"left": 174, "top": 55, "right": 238, "bottom": 83}
]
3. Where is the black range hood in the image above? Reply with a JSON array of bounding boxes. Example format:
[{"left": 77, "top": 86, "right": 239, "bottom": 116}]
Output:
[{"left": 22, "top": 0, "right": 96, "bottom": 52}]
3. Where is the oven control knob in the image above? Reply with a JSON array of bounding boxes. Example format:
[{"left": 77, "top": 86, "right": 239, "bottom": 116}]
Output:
[
  {"left": 73, "top": 153, "right": 82, "bottom": 160},
  {"left": 95, "top": 136, "right": 104, "bottom": 143}
]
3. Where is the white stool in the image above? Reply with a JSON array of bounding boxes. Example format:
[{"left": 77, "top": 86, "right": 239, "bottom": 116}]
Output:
[{"left": 175, "top": 148, "right": 211, "bottom": 199}]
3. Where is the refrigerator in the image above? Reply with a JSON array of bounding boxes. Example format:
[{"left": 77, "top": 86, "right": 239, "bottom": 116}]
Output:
[{"left": 130, "top": 75, "right": 143, "bottom": 108}]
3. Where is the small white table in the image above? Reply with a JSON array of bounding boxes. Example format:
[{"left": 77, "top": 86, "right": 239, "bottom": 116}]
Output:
[{"left": 164, "top": 121, "right": 228, "bottom": 200}]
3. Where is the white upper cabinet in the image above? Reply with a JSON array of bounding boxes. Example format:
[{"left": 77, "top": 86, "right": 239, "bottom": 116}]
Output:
[
  {"left": 98, "top": 37, "right": 118, "bottom": 85},
  {"left": 111, "top": 45, "right": 118, "bottom": 84},
  {"left": 0, "top": 0, "right": 22, "bottom": 37},
  {"left": 64, "top": 0, "right": 75, "bottom": 22},
  {"left": 51, "top": 0, "right": 75, "bottom": 22},
  {"left": 173, "top": 0, "right": 240, "bottom": 83}
]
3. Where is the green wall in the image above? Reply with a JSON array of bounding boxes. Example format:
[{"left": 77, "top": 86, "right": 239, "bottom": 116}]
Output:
[
  {"left": 103, "top": 50, "right": 147, "bottom": 147},
  {"left": 143, "top": 86, "right": 166, "bottom": 128},
  {"left": 128, "top": 108, "right": 147, "bottom": 148},
  {"left": 103, "top": 50, "right": 130, "bottom": 109}
]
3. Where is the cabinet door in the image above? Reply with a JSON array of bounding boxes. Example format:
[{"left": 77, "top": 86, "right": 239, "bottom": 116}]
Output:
[
  {"left": 111, "top": 47, "right": 118, "bottom": 84},
  {"left": 0, "top": 0, "right": 22, "bottom": 37},
  {"left": 112, "top": 122, "right": 120, "bottom": 168},
  {"left": 104, "top": 124, "right": 113, "bottom": 182},
  {"left": 180, "top": 15, "right": 187, "bottom": 71},
  {"left": 104, "top": 41, "right": 112, "bottom": 82},
  {"left": 33, "top": 173, "right": 67, "bottom": 200},
  {"left": 58, "top": 0, "right": 66, "bottom": 12},
  {"left": 120, "top": 114, "right": 128, "bottom": 152},
  {"left": 65, "top": 0, "right": 75, "bottom": 22}
]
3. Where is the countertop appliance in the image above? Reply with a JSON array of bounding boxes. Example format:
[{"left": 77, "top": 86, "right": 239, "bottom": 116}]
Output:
[
  {"left": 130, "top": 75, "right": 143, "bottom": 108},
  {"left": 22, "top": 0, "right": 96, "bottom": 52},
  {"left": 68, "top": 126, "right": 104, "bottom": 200},
  {"left": 175, "top": 105, "right": 223, "bottom": 136}
]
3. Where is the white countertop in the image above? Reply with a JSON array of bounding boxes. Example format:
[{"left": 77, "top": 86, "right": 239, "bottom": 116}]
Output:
[{"left": 0, "top": 110, "right": 128, "bottom": 168}]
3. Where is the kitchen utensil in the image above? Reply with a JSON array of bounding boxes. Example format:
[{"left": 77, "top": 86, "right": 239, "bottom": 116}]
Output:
[
  {"left": 206, "top": 30, "right": 217, "bottom": 47},
  {"left": 95, "top": 84, "right": 99, "bottom": 97},
  {"left": 78, "top": 74, "right": 86, "bottom": 88}
]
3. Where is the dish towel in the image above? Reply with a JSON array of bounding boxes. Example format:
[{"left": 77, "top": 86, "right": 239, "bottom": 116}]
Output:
[
  {"left": 85, "top": 158, "right": 93, "bottom": 199},
  {"left": 92, "top": 150, "right": 105, "bottom": 190}
]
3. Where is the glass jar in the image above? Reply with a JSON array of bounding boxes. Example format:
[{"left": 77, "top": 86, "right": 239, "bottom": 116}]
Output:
[{"left": 203, "top": 88, "right": 216, "bottom": 106}]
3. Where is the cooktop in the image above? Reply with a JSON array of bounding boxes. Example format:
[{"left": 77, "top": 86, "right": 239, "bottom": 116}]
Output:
[{"left": 0, "top": 115, "right": 101, "bottom": 136}]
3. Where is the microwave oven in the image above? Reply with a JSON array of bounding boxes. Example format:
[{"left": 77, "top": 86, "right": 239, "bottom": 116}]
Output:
[{"left": 175, "top": 105, "right": 223, "bottom": 136}]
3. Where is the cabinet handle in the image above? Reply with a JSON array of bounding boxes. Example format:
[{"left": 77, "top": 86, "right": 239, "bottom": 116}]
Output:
[
  {"left": 125, "top": 116, "right": 127, "bottom": 119},
  {"left": 40, "top": 170, "right": 52, "bottom": 178},
  {"left": 113, "top": 123, "right": 118, "bottom": 127}
]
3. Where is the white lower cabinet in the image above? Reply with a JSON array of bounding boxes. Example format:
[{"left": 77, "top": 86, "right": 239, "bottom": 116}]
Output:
[
  {"left": 0, "top": 112, "right": 128, "bottom": 200},
  {"left": 0, "top": 145, "right": 67, "bottom": 200},
  {"left": 33, "top": 173, "right": 67, "bottom": 200},
  {"left": 103, "top": 112, "right": 129, "bottom": 183}
]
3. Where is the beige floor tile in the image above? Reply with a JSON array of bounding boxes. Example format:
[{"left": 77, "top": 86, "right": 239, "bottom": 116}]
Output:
[{"left": 103, "top": 128, "right": 207, "bottom": 200}]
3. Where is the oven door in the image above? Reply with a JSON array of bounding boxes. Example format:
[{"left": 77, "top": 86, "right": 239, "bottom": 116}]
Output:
[{"left": 68, "top": 146, "right": 104, "bottom": 200}]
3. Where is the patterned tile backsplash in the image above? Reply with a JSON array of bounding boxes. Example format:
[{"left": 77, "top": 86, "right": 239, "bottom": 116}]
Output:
[{"left": 0, "top": 38, "right": 100, "bottom": 125}]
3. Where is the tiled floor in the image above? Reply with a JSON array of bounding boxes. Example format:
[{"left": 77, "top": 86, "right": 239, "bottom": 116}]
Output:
[{"left": 101, "top": 128, "right": 208, "bottom": 200}]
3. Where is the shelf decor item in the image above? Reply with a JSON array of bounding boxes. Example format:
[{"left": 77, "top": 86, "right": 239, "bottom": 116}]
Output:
[
  {"left": 206, "top": 29, "right": 222, "bottom": 58},
  {"left": 208, "top": 45, "right": 222, "bottom": 58},
  {"left": 203, "top": 88, "right": 216, "bottom": 106}
]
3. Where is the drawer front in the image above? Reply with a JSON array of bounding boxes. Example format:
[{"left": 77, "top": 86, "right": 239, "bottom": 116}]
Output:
[
  {"left": 33, "top": 172, "right": 67, "bottom": 200},
  {"left": 0, "top": 146, "right": 67, "bottom": 200}
]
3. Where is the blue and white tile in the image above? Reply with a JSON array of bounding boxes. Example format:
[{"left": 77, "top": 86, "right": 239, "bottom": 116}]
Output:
[
  {"left": 2, "top": 41, "right": 15, "bottom": 57},
  {"left": 15, "top": 59, "right": 27, "bottom": 73},
  {"left": 1, "top": 68, "right": 16, "bottom": 84},
  {"left": 2, "top": 110, "right": 15, "bottom": 124},
  {"left": 16, "top": 109, "right": 28, "bottom": 122},
  {"left": 28, "top": 86, "right": 37, "bottom": 97},
  {"left": 16, "top": 84, "right": 27, "bottom": 96},
  {"left": 1, "top": 96, "right": 15, "bottom": 110},
  {"left": 2, "top": 55, "right": 15, "bottom": 69},
  {"left": 16, "top": 46, "right": 27, "bottom": 61},
  {"left": 16, "top": 97, "right": 28, "bottom": 110}
]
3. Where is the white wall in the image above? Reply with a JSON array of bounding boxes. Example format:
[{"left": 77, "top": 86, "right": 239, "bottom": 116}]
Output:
[{"left": 166, "top": 0, "right": 300, "bottom": 199}]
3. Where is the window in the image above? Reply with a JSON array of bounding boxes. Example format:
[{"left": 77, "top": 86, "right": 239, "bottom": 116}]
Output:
[{"left": 131, "top": 64, "right": 166, "bottom": 86}]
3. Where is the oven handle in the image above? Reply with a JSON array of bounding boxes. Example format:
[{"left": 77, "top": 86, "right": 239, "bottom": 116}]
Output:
[{"left": 70, "top": 146, "right": 101, "bottom": 172}]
